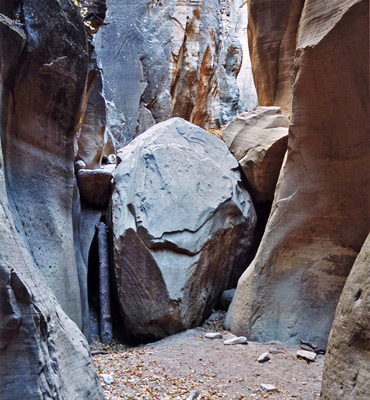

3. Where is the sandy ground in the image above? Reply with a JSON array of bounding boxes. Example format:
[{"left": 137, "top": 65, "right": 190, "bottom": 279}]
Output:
[{"left": 91, "top": 313, "right": 324, "bottom": 400}]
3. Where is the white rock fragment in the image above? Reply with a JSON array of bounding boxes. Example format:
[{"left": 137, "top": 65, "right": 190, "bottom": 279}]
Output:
[
  {"left": 99, "top": 374, "right": 115, "bottom": 385},
  {"left": 205, "top": 332, "right": 223, "bottom": 339},
  {"left": 257, "top": 352, "right": 270, "bottom": 362},
  {"left": 261, "top": 383, "right": 277, "bottom": 391},
  {"left": 296, "top": 349, "right": 317, "bottom": 362},
  {"left": 223, "top": 336, "right": 248, "bottom": 345},
  {"left": 187, "top": 390, "right": 199, "bottom": 399}
]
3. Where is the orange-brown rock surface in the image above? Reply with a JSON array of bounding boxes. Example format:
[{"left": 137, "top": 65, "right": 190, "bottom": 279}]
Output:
[
  {"left": 321, "top": 234, "right": 370, "bottom": 399},
  {"left": 247, "top": 0, "right": 304, "bottom": 115},
  {"left": 225, "top": 0, "right": 369, "bottom": 348}
]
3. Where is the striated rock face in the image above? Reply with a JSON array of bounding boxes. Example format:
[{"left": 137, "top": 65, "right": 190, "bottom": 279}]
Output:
[
  {"left": 2, "top": 0, "right": 89, "bottom": 327},
  {"left": 95, "top": 0, "right": 256, "bottom": 146},
  {"left": 222, "top": 106, "right": 288, "bottom": 203},
  {"left": 247, "top": 0, "right": 304, "bottom": 115},
  {"left": 111, "top": 118, "right": 256, "bottom": 341},
  {"left": 225, "top": 0, "right": 369, "bottom": 347},
  {"left": 321, "top": 234, "right": 370, "bottom": 400}
]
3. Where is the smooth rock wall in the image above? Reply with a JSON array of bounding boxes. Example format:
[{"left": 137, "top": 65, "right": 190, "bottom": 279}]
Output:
[
  {"left": 2, "top": 0, "right": 89, "bottom": 327},
  {"left": 225, "top": 0, "right": 369, "bottom": 348},
  {"left": 0, "top": 11, "right": 103, "bottom": 394},
  {"left": 0, "top": 144, "right": 104, "bottom": 400},
  {"left": 321, "top": 234, "right": 370, "bottom": 399},
  {"left": 247, "top": 0, "right": 305, "bottom": 115}
]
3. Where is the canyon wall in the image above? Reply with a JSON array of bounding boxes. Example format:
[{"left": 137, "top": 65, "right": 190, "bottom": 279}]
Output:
[
  {"left": 2, "top": 0, "right": 89, "bottom": 328},
  {"left": 0, "top": 1, "right": 104, "bottom": 397},
  {"left": 226, "top": 0, "right": 369, "bottom": 347},
  {"left": 247, "top": 0, "right": 305, "bottom": 115},
  {"left": 321, "top": 234, "right": 370, "bottom": 399},
  {"left": 95, "top": 0, "right": 257, "bottom": 146}
]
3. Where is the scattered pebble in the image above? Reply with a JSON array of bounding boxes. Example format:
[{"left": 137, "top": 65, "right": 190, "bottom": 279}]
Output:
[
  {"left": 257, "top": 352, "right": 270, "bottom": 362},
  {"left": 223, "top": 336, "right": 248, "bottom": 345},
  {"left": 296, "top": 349, "right": 317, "bottom": 362},
  {"left": 99, "top": 374, "right": 115, "bottom": 385},
  {"left": 187, "top": 390, "right": 199, "bottom": 399},
  {"left": 261, "top": 383, "right": 277, "bottom": 391},
  {"left": 205, "top": 332, "right": 223, "bottom": 339},
  {"left": 269, "top": 347, "right": 283, "bottom": 354}
]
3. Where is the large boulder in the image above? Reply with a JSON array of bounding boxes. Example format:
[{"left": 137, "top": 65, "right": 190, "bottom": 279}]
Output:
[
  {"left": 111, "top": 118, "right": 256, "bottom": 341},
  {"left": 225, "top": 0, "right": 369, "bottom": 348},
  {"left": 321, "top": 234, "right": 370, "bottom": 399},
  {"left": 2, "top": 0, "right": 89, "bottom": 327},
  {"left": 222, "top": 106, "right": 289, "bottom": 203},
  {"left": 95, "top": 0, "right": 256, "bottom": 145}
]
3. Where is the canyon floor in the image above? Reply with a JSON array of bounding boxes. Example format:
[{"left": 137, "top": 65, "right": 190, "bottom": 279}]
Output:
[{"left": 91, "top": 312, "right": 324, "bottom": 400}]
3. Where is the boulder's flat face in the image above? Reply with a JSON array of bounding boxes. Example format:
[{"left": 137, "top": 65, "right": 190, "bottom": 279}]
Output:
[
  {"left": 321, "top": 234, "right": 370, "bottom": 400},
  {"left": 111, "top": 118, "right": 256, "bottom": 341},
  {"left": 2, "top": 0, "right": 89, "bottom": 327},
  {"left": 95, "top": 0, "right": 256, "bottom": 146},
  {"left": 225, "top": 0, "right": 369, "bottom": 348},
  {"left": 222, "top": 106, "right": 289, "bottom": 202}
]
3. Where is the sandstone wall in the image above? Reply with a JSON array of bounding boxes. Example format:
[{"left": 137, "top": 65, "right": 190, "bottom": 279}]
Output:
[
  {"left": 95, "top": 0, "right": 256, "bottom": 146},
  {"left": 321, "top": 234, "right": 370, "bottom": 399},
  {"left": 225, "top": 0, "right": 369, "bottom": 347},
  {"left": 247, "top": 0, "right": 305, "bottom": 115},
  {"left": 0, "top": 5, "right": 103, "bottom": 395},
  {"left": 2, "top": 0, "right": 89, "bottom": 328}
]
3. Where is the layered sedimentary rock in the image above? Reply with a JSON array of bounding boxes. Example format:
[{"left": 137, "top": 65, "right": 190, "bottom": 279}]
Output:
[
  {"left": 225, "top": 0, "right": 369, "bottom": 347},
  {"left": 247, "top": 0, "right": 305, "bottom": 115},
  {"left": 95, "top": 0, "right": 256, "bottom": 146},
  {"left": 111, "top": 118, "right": 256, "bottom": 341},
  {"left": 321, "top": 234, "right": 370, "bottom": 400},
  {"left": 2, "top": 0, "right": 89, "bottom": 327},
  {"left": 222, "top": 106, "right": 289, "bottom": 203}
]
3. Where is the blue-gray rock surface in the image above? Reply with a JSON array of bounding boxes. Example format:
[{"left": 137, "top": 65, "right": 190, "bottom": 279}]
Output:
[
  {"left": 95, "top": 0, "right": 256, "bottom": 146},
  {"left": 111, "top": 118, "right": 256, "bottom": 341}
]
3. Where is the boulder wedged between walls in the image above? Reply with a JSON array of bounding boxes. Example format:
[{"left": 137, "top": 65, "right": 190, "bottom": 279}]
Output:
[{"left": 111, "top": 117, "right": 256, "bottom": 342}]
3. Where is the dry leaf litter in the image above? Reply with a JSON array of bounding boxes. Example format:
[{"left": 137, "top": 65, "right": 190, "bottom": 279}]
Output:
[{"left": 91, "top": 312, "right": 324, "bottom": 400}]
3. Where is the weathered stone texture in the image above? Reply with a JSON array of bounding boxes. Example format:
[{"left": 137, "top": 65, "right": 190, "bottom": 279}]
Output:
[
  {"left": 321, "top": 234, "right": 370, "bottom": 400},
  {"left": 111, "top": 118, "right": 256, "bottom": 341},
  {"left": 95, "top": 0, "right": 255, "bottom": 146},
  {"left": 225, "top": 0, "right": 369, "bottom": 348},
  {"left": 222, "top": 106, "right": 288, "bottom": 203},
  {"left": 2, "top": 0, "right": 89, "bottom": 327},
  {"left": 247, "top": 0, "right": 305, "bottom": 115}
]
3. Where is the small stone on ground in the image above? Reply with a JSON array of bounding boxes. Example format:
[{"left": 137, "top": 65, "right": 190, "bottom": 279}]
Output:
[
  {"left": 224, "top": 336, "right": 248, "bottom": 345},
  {"left": 257, "top": 352, "right": 270, "bottom": 362},
  {"left": 297, "top": 349, "right": 317, "bottom": 362},
  {"left": 261, "top": 383, "right": 277, "bottom": 391},
  {"left": 205, "top": 332, "right": 223, "bottom": 339}
]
